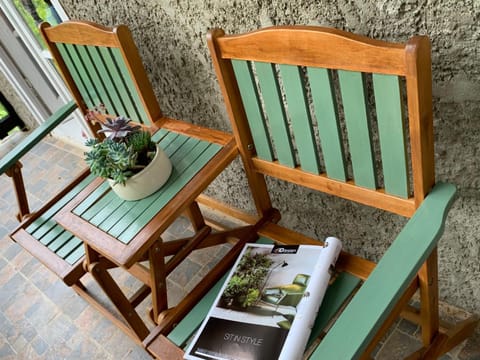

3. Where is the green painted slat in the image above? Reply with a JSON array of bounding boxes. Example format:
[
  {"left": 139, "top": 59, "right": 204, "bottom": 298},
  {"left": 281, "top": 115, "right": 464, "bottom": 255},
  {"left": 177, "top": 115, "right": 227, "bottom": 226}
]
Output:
[
  {"left": 169, "top": 273, "right": 228, "bottom": 348},
  {"left": 88, "top": 194, "right": 125, "bottom": 227},
  {"left": 152, "top": 128, "right": 170, "bottom": 143},
  {"left": 0, "top": 101, "right": 77, "bottom": 174},
  {"left": 56, "top": 43, "right": 95, "bottom": 109},
  {"left": 117, "top": 143, "right": 221, "bottom": 243},
  {"left": 72, "top": 181, "right": 111, "bottom": 216},
  {"left": 338, "top": 70, "right": 377, "bottom": 189},
  {"left": 111, "top": 49, "right": 150, "bottom": 125},
  {"left": 373, "top": 74, "right": 409, "bottom": 198},
  {"left": 79, "top": 184, "right": 120, "bottom": 220},
  {"left": 111, "top": 139, "right": 212, "bottom": 240},
  {"left": 83, "top": 45, "right": 116, "bottom": 113},
  {"left": 97, "top": 47, "right": 130, "bottom": 117},
  {"left": 308, "top": 67, "right": 347, "bottom": 181},
  {"left": 254, "top": 61, "right": 296, "bottom": 167},
  {"left": 26, "top": 174, "right": 96, "bottom": 236},
  {"left": 279, "top": 64, "right": 321, "bottom": 174},
  {"left": 46, "top": 231, "right": 74, "bottom": 252},
  {"left": 64, "top": 241, "right": 86, "bottom": 265},
  {"left": 56, "top": 236, "right": 83, "bottom": 259},
  {"left": 81, "top": 128, "right": 181, "bottom": 224},
  {"left": 232, "top": 60, "right": 274, "bottom": 161},
  {"left": 91, "top": 134, "right": 190, "bottom": 232},
  {"left": 66, "top": 44, "right": 101, "bottom": 108},
  {"left": 307, "top": 272, "right": 361, "bottom": 348},
  {"left": 311, "top": 183, "right": 456, "bottom": 359},
  {"left": 38, "top": 225, "right": 64, "bottom": 245},
  {"left": 74, "top": 45, "right": 103, "bottom": 107}
]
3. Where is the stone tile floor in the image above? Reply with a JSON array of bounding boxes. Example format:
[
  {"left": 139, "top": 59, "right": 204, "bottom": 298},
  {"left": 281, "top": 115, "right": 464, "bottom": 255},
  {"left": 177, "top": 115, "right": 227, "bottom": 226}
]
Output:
[{"left": 0, "top": 135, "right": 478, "bottom": 359}]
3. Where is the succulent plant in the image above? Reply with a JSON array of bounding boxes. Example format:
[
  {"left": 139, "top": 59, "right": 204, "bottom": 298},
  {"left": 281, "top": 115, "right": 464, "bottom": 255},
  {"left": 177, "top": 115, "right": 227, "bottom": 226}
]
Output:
[{"left": 84, "top": 106, "right": 157, "bottom": 185}]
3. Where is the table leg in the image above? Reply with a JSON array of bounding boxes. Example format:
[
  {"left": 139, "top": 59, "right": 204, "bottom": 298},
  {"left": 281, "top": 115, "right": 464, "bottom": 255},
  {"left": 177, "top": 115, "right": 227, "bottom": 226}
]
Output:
[
  {"left": 88, "top": 259, "right": 150, "bottom": 340},
  {"left": 149, "top": 238, "right": 168, "bottom": 323}
]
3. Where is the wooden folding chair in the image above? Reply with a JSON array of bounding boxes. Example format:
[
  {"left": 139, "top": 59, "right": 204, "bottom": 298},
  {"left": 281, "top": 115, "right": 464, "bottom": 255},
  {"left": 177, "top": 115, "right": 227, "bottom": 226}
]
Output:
[
  {"left": 145, "top": 26, "right": 478, "bottom": 359},
  {"left": 8, "top": 20, "right": 262, "bottom": 343}
]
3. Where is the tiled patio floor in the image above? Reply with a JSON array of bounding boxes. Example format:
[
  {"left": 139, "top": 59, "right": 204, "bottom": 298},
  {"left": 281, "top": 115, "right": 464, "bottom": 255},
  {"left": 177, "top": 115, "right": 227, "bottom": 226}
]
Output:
[{"left": 0, "top": 134, "right": 478, "bottom": 359}]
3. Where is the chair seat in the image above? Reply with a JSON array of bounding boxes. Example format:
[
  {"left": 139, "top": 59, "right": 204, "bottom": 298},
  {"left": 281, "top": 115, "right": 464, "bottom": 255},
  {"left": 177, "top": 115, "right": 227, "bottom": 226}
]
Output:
[{"left": 162, "top": 236, "right": 362, "bottom": 352}]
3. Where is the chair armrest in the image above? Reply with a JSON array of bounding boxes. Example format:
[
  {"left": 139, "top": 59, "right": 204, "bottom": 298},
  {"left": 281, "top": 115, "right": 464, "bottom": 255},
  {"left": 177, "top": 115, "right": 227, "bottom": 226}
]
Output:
[
  {"left": 310, "top": 182, "right": 457, "bottom": 359},
  {"left": 0, "top": 100, "right": 78, "bottom": 174}
]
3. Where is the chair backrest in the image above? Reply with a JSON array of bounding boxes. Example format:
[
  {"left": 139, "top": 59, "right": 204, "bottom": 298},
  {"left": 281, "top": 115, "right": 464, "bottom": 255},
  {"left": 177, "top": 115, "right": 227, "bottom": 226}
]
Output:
[
  {"left": 40, "top": 20, "right": 162, "bottom": 135},
  {"left": 207, "top": 26, "right": 435, "bottom": 218}
]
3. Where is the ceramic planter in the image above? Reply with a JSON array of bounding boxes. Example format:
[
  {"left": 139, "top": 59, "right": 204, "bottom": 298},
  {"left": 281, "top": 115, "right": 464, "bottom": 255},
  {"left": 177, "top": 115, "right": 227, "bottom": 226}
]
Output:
[{"left": 108, "top": 145, "right": 172, "bottom": 201}]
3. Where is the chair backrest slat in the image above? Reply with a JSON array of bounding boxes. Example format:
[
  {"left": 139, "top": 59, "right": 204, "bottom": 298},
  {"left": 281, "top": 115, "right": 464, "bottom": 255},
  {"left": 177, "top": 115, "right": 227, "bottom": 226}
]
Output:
[
  {"left": 254, "top": 61, "right": 296, "bottom": 168},
  {"left": 338, "top": 70, "right": 377, "bottom": 190},
  {"left": 279, "top": 64, "right": 321, "bottom": 174},
  {"left": 232, "top": 60, "right": 274, "bottom": 161},
  {"left": 308, "top": 67, "right": 347, "bottom": 181},
  {"left": 373, "top": 74, "right": 409, "bottom": 198}
]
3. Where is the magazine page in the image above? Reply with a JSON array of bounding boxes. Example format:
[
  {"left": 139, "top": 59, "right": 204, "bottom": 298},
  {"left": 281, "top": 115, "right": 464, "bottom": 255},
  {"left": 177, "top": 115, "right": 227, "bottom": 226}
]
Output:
[{"left": 184, "top": 238, "right": 342, "bottom": 360}]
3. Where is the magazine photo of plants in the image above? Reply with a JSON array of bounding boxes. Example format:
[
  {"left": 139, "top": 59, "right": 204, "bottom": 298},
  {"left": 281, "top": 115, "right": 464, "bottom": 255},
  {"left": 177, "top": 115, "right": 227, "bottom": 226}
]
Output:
[{"left": 214, "top": 244, "right": 320, "bottom": 329}]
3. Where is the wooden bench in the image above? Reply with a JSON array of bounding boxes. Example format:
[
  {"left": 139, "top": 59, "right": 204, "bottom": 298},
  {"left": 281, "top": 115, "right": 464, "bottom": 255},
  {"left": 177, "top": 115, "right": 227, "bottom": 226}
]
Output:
[
  {"left": 8, "top": 21, "right": 249, "bottom": 343},
  {"left": 144, "top": 26, "right": 479, "bottom": 359}
]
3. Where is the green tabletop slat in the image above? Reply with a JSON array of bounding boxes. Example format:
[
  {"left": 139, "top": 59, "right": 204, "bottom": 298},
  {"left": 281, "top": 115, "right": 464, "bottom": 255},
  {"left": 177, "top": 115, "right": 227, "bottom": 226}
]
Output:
[
  {"left": 88, "top": 194, "right": 125, "bottom": 227},
  {"left": 254, "top": 61, "right": 296, "bottom": 167},
  {"left": 93, "top": 135, "right": 202, "bottom": 233},
  {"left": 72, "top": 181, "right": 111, "bottom": 216},
  {"left": 117, "top": 143, "right": 221, "bottom": 243},
  {"left": 338, "top": 70, "right": 377, "bottom": 189},
  {"left": 308, "top": 67, "right": 347, "bottom": 181},
  {"left": 279, "top": 64, "right": 321, "bottom": 174},
  {"left": 232, "top": 59, "right": 274, "bottom": 161},
  {"left": 113, "top": 140, "right": 215, "bottom": 241},
  {"left": 373, "top": 74, "right": 409, "bottom": 198}
]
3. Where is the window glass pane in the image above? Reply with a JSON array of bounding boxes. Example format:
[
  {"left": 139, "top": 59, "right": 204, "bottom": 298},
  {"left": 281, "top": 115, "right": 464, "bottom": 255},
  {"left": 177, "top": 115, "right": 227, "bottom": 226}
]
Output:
[{"left": 12, "top": 0, "right": 62, "bottom": 48}]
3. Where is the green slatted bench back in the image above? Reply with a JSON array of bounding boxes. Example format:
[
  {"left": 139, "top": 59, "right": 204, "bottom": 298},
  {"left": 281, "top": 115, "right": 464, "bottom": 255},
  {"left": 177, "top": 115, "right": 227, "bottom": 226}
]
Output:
[
  {"left": 208, "top": 26, "right": 435, "bottom": 217},
  {"left": 40, "top": 21, "right": 162, "bottom": 130}
]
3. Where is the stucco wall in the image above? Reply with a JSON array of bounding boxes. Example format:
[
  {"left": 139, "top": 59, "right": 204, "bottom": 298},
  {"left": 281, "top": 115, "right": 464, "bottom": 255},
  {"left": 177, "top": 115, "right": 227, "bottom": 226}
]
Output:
[{"left": 58, "top": 0, "right": 480, "bottom": 314}]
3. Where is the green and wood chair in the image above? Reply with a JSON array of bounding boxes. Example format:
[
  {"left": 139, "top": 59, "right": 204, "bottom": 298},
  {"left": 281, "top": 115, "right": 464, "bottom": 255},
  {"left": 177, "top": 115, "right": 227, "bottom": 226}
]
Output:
[
  {"left": 144, "top": 26, "right": 479, "bottom": 359},
  {"left": 7, "top": 21, "right": 259, "bottom": 343}
]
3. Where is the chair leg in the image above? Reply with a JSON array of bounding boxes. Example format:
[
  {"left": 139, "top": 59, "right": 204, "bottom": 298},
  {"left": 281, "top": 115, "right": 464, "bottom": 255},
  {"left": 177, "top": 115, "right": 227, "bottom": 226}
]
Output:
[
  {"left": 418, "top": 248, "right": 440, "bottom": 345},
  {"left": 5, "top": 162, "right": 30, "bottom": 221}
]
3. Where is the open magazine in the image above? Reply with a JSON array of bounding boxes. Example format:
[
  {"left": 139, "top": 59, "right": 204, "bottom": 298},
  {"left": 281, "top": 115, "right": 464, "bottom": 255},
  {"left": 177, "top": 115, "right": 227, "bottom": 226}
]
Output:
[{"left": 184, "top": 237, "right": 342, "bottom": 360}]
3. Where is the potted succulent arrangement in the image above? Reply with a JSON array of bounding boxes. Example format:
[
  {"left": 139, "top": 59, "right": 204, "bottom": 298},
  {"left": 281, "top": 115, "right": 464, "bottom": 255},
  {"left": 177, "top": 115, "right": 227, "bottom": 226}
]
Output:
[{"left": 84, "top": 105, "right": 172, "bottom": 201}]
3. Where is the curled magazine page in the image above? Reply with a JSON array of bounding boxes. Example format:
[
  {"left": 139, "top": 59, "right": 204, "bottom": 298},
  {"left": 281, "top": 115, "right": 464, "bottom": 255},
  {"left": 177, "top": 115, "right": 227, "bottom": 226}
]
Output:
[
  {"left": 278, "top": 237, "right": 342, "bottom": 360},
  {"left": 184, "top": 238, "right": 343, "bottom": 360}
]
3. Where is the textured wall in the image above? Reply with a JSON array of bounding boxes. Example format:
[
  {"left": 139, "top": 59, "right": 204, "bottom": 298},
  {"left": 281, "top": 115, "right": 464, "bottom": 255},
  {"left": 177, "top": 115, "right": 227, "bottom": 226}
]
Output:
[{"left": 58, "top": 0, "right": 480, "bottom": 313}]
